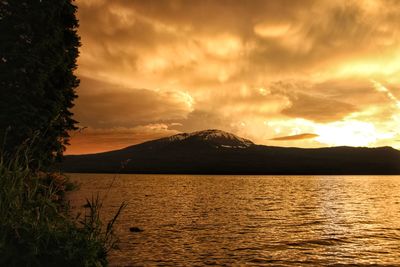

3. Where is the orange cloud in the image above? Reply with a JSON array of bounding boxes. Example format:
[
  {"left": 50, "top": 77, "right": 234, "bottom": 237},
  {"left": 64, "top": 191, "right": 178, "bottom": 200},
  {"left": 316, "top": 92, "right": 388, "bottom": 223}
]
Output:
[
  {"left": 270, "top": 133, "right": 319, "bottom": 141},
  {"left": 66, "top": 124, "right": 179, "bottom": 155}
]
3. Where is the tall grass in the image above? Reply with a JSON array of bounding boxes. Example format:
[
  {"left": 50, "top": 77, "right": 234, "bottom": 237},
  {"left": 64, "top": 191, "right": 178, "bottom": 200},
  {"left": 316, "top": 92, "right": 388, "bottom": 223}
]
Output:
[{"left": 0, "top": 142, "right": 126, "bottom": 266}]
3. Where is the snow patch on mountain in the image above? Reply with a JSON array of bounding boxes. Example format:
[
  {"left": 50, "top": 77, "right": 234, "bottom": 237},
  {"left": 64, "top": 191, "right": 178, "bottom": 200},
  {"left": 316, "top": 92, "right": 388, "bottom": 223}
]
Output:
[{"left": 165, "top": 129, "right": 254, "bottom": 148}]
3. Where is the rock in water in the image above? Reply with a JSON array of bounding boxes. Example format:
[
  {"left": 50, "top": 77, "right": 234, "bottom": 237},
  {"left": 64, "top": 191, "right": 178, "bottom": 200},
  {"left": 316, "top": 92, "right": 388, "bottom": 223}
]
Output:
[{"left": 129, "top": 227, "right": 143, "bottom": 232}]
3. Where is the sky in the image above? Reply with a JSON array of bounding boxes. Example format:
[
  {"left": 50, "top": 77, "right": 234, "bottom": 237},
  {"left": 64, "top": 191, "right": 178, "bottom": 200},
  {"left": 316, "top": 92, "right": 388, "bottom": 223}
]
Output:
[{"left": 67, "top": 0, "right": 400, "bottom": 154}]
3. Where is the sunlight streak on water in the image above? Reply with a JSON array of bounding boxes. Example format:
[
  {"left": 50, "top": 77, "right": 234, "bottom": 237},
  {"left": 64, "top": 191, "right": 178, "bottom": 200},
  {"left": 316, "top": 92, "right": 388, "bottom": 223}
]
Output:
[{"left": 69, "top": 174, "right": 400, "bottom": 266}]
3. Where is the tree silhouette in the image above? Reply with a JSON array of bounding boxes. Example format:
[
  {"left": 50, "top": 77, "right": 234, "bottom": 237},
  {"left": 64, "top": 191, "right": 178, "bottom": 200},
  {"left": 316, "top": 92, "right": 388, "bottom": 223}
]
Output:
[{"left": 0, "top": 0, "right": 80, "bottom": 166}]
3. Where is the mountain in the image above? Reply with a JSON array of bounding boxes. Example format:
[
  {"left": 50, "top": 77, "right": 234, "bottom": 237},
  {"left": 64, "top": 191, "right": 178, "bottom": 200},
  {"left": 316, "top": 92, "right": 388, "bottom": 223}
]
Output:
[{"left": 61, "top": 129, "right": 400, "bottom": 174}]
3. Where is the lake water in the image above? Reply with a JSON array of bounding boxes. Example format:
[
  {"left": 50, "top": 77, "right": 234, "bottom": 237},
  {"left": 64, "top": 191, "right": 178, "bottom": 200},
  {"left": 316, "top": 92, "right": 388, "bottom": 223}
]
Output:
[{"left": 68, "top": 174, "right": 400, "bottom": 266}]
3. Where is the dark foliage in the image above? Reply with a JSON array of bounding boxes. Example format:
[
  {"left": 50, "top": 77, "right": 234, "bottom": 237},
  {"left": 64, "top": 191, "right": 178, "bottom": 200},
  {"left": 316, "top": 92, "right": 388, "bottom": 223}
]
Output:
[
  {"left": 0, "top": 145, "right": 125, "bottom": 267},
  {"left": 0, "top": 0, "right": 80, "bottom": 166}
]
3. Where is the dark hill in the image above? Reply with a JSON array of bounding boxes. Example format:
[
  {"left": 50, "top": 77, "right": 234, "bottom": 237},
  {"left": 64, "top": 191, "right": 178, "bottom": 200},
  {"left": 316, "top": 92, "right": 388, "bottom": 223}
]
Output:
[{"left": 61, "top": 129, "right": 400, "bottom": 174}]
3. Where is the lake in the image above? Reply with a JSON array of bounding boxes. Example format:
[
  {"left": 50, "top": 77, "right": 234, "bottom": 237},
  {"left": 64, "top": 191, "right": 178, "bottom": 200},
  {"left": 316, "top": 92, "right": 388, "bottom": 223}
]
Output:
[{"left": 68, "top": 174, "right": 400, "bottom": 266}]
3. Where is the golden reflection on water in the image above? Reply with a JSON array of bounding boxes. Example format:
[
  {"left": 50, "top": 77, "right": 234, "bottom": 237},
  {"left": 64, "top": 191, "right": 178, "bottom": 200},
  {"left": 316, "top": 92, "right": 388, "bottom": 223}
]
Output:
[{"left": 69, "top": 174, "right": 400, "bottom": 266}]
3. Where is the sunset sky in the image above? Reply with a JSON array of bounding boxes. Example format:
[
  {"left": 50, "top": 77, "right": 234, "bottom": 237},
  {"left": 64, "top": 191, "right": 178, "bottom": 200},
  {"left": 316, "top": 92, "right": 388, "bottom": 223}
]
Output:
[{"left": 67, "top": 0, "right": 400, "bottom": 154}]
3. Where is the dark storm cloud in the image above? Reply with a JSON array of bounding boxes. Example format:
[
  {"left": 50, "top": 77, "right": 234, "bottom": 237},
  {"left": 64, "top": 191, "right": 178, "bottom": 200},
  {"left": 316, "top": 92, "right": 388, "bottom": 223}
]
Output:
[
  {"left": 73, "top": 77, "right": 193, "bottom": 128},
  {"left": 281, "top": 92, "right": 357, "bottom": 122},
  {"left": 77, "top": 0, "right": 400, "bottom": 77}
]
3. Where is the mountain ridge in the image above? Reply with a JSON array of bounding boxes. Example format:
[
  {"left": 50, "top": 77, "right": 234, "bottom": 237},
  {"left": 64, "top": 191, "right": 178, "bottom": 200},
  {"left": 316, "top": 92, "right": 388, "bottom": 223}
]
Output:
[{"left": 61, "top": 129, "right": 400, "bottom": 174}]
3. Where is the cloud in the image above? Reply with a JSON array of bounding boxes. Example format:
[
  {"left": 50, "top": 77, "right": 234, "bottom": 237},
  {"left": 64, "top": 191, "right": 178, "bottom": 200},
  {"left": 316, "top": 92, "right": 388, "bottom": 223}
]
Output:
[
  {"left": 73, "top": 77, "right": 193, "bottom": 128},
  {"left": 270, "top": 133, "right": 319, "bottom": 141},
  {"left": 281, "top": 92, "right": 357, "bottom": 122},
  {"left": 371, "top": 80, "right": 400, "bottom": 109},
  {"left": 170, "top": 110, "right": 230, "bottom": 133},
  {"left": 66, "top": 123, "right": 179, "bottom": 155},
  {"left": 76, "top": 0, "right": 400, "bottom": 82}
]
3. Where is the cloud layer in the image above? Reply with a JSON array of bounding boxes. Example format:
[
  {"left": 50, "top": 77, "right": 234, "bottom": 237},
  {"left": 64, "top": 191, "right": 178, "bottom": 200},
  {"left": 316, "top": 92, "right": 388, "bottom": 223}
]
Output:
[{"left": 68, "top": 0, "right": 400, "bottom": 153}]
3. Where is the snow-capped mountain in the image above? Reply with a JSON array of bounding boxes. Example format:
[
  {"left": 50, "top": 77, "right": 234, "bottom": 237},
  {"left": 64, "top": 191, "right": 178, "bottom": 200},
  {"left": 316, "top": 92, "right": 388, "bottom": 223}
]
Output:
[
  {"left": 61, "top": 129, "right": 400, "bottom": 174},
  {"left": 163, "top": 129, "right": 253, "bottom": 148}
]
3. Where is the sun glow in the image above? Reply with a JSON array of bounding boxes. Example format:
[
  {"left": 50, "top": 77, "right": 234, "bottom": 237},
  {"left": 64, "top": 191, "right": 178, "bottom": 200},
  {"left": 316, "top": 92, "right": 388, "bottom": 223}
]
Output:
[{"left": 315, "top": 121, "right": 382, "bottom": 147}]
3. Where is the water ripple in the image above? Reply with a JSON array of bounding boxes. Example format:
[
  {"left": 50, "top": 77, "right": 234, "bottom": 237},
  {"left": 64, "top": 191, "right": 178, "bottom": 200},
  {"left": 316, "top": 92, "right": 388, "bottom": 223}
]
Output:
[{"left": 69, "top": 174, "right": 400, "bottom": 266}]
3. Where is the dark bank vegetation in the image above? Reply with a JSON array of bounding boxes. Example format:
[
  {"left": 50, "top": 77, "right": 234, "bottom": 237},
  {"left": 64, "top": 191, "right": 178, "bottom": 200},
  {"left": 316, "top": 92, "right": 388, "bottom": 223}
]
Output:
[
  {"left": 0, "top": 142, "right": 125, "bottom": 267},
  {"left": 0, "top": 1, "right": 125, "bottom": 266},
  {"left": 0, "top": 0, "right": 79, "bottom": 167}
]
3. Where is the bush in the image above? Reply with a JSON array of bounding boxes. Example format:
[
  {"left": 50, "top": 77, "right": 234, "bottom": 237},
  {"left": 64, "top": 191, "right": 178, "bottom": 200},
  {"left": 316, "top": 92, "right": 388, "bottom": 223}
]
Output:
[{"left": 0, "top": 145, "right": 125, "bottom": 267}]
